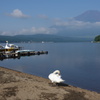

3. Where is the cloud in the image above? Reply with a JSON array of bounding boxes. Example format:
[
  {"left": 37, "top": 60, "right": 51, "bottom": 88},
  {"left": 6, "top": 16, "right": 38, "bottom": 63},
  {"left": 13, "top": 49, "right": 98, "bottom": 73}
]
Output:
[
  {"left": 19, "top": 27, "right": 58, "bottom": 35},
  {"left": 53, "top": 19, "right": 100, "bottom": 29},
  {"left": 0, "top": 31, "right": 17, "bottom": 36},
  {"left": 7, "top": 9, "right": 31, "bottom": 18},
  {"left": 0, "top": 27, "right": 58, "bottom": 36}
]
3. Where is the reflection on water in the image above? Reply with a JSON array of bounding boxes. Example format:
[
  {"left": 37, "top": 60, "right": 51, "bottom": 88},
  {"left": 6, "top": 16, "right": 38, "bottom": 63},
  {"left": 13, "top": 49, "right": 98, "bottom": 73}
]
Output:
[
  {"left": 0, "top": 42, "right": 100, "bottom": 92},
  {"left": 0, "top": 50, "right": 48, "bottom": 61}
]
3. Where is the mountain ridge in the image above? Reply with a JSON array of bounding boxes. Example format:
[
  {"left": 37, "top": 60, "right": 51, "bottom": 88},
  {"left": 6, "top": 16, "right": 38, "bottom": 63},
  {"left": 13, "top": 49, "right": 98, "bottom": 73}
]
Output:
[
  {"left": 0, "top": 34, "right": 92, "bottom": 43},
  {"left": 74, "top": 10, "right": 100, "bottom": 22}
]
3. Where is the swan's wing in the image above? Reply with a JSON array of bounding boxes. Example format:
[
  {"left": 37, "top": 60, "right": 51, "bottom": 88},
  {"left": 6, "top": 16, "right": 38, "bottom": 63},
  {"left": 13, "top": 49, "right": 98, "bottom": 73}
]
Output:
[
  {"left": 48, "top": 73, "right": 64, "bottom": 83},
  {"left": 55, "top": 76, "right": 64, "bottom": 83}
]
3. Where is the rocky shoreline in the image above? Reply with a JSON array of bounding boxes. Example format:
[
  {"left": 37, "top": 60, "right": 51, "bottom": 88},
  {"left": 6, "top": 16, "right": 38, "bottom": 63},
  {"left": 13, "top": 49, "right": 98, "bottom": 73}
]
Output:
[{"left": 0, "top": 66, "right": 100, "bottom": 100}]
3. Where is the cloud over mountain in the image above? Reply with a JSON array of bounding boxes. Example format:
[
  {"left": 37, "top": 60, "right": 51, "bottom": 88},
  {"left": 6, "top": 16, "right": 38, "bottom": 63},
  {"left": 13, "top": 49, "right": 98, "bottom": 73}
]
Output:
[
  {"left": 48, "top": 10, "right": 100, "bottom": 37},
  {"left": 2, "top": 10, "right": 100, "bottom": 37}
]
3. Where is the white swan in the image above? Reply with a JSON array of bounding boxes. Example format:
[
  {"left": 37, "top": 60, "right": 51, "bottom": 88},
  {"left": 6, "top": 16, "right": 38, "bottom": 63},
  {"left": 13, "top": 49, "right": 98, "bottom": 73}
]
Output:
[{"left": 48, "top": 70, "right": 64, "bottom": 84}]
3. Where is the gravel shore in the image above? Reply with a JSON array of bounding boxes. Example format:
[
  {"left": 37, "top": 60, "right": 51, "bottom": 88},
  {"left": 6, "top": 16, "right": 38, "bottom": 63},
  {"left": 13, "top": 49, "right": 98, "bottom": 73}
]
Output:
[{"left": 0, "top": 66, "right": 100, "bottom": 100}]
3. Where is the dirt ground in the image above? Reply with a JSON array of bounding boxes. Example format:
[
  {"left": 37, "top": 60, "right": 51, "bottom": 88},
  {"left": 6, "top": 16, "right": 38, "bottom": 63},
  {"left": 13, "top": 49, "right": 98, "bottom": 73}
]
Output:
[{"left": 0, "top": 66, "right": 100, "bottom": 100}]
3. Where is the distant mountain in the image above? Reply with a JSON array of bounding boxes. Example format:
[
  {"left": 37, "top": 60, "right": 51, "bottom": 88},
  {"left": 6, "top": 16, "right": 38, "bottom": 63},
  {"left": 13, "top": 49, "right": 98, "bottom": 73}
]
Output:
[
  {"left": 0, "top": 34, "right": 92, "bottom": 43},
  {"left": 74, "top": 10, "right": 100, "bottom": 22}
]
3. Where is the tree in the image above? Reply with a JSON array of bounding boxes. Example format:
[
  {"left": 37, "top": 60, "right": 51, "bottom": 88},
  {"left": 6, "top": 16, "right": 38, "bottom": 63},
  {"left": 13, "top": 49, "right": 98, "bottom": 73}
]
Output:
[{"left": 94, "top": 35, "right": 100, "bottom": 42}]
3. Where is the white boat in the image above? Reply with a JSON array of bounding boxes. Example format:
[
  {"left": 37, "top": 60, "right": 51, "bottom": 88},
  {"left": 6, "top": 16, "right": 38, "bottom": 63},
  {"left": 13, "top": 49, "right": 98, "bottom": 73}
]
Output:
[
  {"left": 4, "top": 41, "right": 19, "bottom": 52},
  {"left": 15, "top": 50, "right": 34, "bottom": 53}
]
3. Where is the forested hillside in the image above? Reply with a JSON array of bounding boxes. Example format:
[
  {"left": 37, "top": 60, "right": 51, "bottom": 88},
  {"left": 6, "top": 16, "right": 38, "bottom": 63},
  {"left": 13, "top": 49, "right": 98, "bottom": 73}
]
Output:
[{"left": 0, "top": 34, "right": 92, "bottom": 43}]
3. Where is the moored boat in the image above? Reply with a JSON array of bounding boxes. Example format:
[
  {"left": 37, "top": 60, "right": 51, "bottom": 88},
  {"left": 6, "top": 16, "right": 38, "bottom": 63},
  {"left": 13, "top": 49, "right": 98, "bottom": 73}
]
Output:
[
  {"left": 4, "top": 41, "right": 20, "bottom": 52},
  {"left": 0, "top": 41, "right": 21, "bottom": 53}
]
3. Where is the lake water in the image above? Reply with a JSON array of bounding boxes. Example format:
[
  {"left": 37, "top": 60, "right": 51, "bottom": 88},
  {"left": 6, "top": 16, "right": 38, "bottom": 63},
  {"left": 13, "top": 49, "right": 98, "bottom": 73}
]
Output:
[{"left": 0, "top": 42, "right": 100, "bottom": 92}]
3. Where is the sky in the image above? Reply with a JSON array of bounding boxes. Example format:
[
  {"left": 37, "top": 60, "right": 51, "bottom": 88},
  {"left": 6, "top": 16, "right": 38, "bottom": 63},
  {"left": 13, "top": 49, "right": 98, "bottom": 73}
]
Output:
[{"left": 1, "top": 0, "right": 100, "bottom": 37}]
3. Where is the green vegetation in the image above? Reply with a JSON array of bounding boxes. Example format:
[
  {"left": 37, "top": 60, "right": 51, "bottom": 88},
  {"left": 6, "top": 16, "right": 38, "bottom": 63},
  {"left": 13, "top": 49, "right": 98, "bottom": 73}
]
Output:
[{"left": 94, "top": 35, "right": 100, "bottom": 42}]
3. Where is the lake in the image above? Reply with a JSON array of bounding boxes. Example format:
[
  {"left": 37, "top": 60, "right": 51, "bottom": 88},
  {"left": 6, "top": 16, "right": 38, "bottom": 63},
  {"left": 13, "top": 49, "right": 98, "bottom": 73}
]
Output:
[{"left": 0, "top": 42, "right": 100, "bottom": 92}]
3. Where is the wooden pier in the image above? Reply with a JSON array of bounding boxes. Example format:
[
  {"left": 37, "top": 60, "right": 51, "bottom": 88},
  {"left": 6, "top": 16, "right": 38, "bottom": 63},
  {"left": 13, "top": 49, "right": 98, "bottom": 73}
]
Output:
[{"left": 0, "top": 50, "right": 48, "bottom": 61}]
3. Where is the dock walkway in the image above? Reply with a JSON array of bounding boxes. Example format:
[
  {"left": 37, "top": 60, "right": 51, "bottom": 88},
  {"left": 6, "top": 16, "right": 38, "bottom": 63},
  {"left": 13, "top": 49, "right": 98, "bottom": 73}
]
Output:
[{"left": 0, "top": 50, "right": 48, "bottom": 60}]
